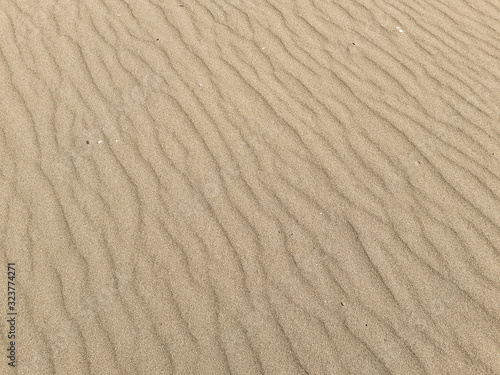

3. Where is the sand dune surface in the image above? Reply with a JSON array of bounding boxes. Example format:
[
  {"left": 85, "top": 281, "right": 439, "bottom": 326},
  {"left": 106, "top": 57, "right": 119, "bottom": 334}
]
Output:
[{"left": 1, "top": 0, "right": 500, "bottom": 374}]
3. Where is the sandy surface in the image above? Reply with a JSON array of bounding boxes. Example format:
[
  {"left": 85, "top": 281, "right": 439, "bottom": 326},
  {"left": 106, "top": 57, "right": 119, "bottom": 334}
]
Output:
[{"left": 1, "top": 0, "right": 500, "bottom": 374}]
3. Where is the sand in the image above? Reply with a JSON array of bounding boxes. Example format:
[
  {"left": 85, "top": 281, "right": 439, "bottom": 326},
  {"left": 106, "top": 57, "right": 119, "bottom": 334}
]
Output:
[{"left": 1, "top": 0, "right": 500, "bottom": 374}]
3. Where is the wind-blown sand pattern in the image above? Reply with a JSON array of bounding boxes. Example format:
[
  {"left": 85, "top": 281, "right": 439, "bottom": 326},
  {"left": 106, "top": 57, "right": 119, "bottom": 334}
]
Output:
[{"left": 1, "top": 0, "right": 500, "bottom": 374}]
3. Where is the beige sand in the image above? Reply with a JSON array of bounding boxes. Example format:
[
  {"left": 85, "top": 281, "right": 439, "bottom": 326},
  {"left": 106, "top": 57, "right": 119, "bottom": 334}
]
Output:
[{"left": 1, "top": 0, "right": 500, "bottom": 374}]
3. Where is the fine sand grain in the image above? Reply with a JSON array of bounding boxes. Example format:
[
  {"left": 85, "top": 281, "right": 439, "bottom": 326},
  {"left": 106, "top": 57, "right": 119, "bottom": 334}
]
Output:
[{"left": 1, "top": 0, "right": 500, "bottom": 374}]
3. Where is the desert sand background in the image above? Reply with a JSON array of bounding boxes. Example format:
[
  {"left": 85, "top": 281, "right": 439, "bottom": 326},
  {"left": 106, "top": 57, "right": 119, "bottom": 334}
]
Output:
[{"left": 1, "top": 0, "right": 500, "bottom": 374}]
